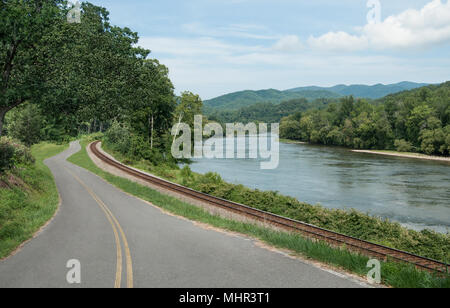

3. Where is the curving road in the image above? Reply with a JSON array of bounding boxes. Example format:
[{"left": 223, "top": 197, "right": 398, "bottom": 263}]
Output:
[{"left": 0, "top": 141, "right": 368, "bottom": 288}]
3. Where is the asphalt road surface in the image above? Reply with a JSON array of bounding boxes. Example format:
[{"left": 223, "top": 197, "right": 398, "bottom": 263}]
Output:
[{"left": 0, "top": 141, "right": 368, "bottom": 288}]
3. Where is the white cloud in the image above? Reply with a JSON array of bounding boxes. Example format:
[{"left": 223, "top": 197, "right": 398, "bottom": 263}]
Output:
[
  {"left": 307, "top": 32, "right": 368, "bottom": 52},
  {"left": 308, "top": 0, "right": 450, "bottom": 51},
  {"left": 272, "top": 35, "right": 303, "bottom": 52},
  {"left": 365, "top": 0, "right": 450, "bottom": 49}
]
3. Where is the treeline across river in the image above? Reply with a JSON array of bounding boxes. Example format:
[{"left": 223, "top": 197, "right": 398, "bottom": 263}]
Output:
[{"left": 280, "top": 82, "right": 450, "bottom": 156}]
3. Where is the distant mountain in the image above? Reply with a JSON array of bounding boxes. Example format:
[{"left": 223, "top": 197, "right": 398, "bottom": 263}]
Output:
[
  {"left": 204, "top": 89, "right": 341, "bottom": 112},
  {"left": 287, "top": 82, "right": 429, "bottom": 100},
  {"left": 204, "top": 82, "right": 429, "bottom": 112}
]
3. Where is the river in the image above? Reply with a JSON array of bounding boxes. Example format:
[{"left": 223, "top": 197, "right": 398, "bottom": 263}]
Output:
[{"left": 189, "top": 136, "right": 450, "bottom": 233}]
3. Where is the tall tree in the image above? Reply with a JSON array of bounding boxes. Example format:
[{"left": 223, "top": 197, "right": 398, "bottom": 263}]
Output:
[{"left": 0, "top": 0, "right": 66, "bottom": 136}]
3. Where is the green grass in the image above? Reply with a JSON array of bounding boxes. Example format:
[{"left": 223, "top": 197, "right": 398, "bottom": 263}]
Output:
[
  {"left": 0, "top": 142, "right": 68, "bottom": 259},
  {"left": 68, "top": 136, "right": 450, "bottom": 288}
]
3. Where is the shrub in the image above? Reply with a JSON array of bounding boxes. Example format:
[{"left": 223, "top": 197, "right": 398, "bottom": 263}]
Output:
[
  {"left": 5, "top": 104, "right": 43, "bottom": 146},
  {"left": 103, "top": 121, "right": 131, "bottom": 154},
  {"left": 0, "top": 137, "right": 34, "bottom": 172},
  {"left": 0, "top": 138, "right": 15, "bottom": 172},
  {"left": 394, "top": 139, "right": 414, "bottom": 152}
]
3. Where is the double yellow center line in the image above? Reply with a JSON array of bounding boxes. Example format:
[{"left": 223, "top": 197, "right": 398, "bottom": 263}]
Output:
[{"left": 65, "top": 167, "right": 133, "bottom": 288}]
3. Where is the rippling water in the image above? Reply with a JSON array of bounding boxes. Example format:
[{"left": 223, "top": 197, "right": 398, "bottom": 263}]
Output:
[{"left": 190, "top": 136, "right": 450, "bottom": 233}]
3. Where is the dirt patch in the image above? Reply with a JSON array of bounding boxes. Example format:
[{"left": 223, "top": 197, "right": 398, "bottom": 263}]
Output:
[{"left": 0, "top": 173, "right": 28, "bottom": 190}]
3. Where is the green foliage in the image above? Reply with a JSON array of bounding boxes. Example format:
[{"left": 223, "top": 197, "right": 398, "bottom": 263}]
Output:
[
  {"left": 288, "top": 82, "right": 428, "bottom": 100},
  {"left": 394, "top": 139, "right": 414, "bottom": 152},
  {"left": 104, "top": 123, "right": 175, "bottom": 167},
  {"left": 204, "top": 82, "right": 428, "bottom": 113},
  {"left": 0, "top": 137, "right": 34, "bottom": 172},
  {"left": 1, "top": 1, "right": 176, "bottom": 152},
  {"left": 0, "top": 141, "right": 67, "bottom": 258},
  {"left": 204, "top": 89, "right": 341, "bottom": 112},
  {"left": 0, "top": 138, "right": 15, "bottom": 172},
  {"left": 175, "top": 92, "right": 203, "bottom": 128},
  {"left": 280, "top": 82, "right": 450, "bottom": 156},
  {"left": 5, "top": 104, "right": 43, "bottom": 146},
  {"left": 208, "top": 98, "right": 333, "bottom": 124}
]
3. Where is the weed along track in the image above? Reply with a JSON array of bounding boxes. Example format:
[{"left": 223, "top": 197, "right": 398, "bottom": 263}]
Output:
[{"left": 90, "top": 141, "right": 449, "bottom": 275}]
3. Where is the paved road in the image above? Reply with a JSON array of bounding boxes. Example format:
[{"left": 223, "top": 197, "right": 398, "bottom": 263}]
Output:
[{"left": 0, "top": 141, "right": 367, "bottom": 288}]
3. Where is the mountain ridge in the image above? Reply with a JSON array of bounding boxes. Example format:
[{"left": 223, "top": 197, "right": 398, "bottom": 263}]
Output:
[{"left": 204, "top": 81, "right": 429, "bottom": 112}]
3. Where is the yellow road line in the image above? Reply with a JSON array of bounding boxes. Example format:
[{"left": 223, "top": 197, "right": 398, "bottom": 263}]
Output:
[{"left": 65, "top": 167, "right": 133, "bottom": 288}]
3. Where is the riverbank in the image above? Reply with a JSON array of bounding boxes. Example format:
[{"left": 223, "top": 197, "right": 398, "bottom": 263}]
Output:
[
  {"left": 280, "top": 138, "right": 450, "bottom": 163},
  {"left": 352, "top": 150, "right": 450, "bottom": 162},
  {"left": 280, "top": 138, "right": 307, "bottom": 145}
]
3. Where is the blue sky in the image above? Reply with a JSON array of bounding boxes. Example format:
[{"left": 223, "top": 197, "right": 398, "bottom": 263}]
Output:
[{"left": 88, "top": 0, "right": 450, "bottom": 99}]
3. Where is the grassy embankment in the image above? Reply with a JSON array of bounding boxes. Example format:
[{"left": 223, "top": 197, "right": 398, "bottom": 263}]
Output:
[
  {"left": 68, "top": 135, "right": 450, "bottom": 288},
  {"left": 101, "top": 139, "right": 450, "bottom": 263},
  {"left": 0, "top": 142, "right": 68, "bottom": 259}
]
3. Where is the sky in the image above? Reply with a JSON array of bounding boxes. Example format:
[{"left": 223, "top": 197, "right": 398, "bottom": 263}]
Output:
[{"left": 88, "top": 0, "right": 450, "bottom": 99}]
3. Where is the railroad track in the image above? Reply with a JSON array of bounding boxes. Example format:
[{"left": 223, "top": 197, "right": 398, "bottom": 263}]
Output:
[{"left": 90, "top": 141, "right": 449, "bottom": 274}]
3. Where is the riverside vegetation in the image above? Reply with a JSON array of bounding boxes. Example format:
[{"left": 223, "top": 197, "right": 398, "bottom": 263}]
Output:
[{"left": 101, "top": 126, "right": 450, "bottom": 264}]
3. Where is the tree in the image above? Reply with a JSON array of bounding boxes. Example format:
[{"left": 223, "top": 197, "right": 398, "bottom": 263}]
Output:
[
  {"left": 394, "top": 139, "right": 413, "bottom": 153},
  {"left": 41, "top": 3, "right": 150, "bottom": 131},
  {"left": 0, "top": 0, "right": 66, "bottom": 136},
  {"left": 280, "top": 118, "right": 302, "bottom": 141},
  {"left": 175, "top": 92, "right": 203, "bottom": 128},
  {"left": 127, "top": 59, "right": 175, "bottom": 147},
  {"left": 6, "top": 103, "right": 43, "bottom": 146}
]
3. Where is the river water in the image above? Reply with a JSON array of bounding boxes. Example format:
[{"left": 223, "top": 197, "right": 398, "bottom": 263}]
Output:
[{"left": 190, "top": 136, "right": 450, "bottom": 233}]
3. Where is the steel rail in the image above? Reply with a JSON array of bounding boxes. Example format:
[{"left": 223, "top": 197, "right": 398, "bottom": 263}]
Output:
[{"left": 90, "top": 141, "right": 449, "bottom": 274}]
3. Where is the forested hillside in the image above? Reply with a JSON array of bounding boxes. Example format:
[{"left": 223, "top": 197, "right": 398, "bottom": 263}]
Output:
[
  {"left": 287, "top": 82, "right": 428, "bottom": 99},
  {"left": 204, "top": 82, "right": 428, "bottom": 113},
  {"left": 280, "top": 82, "right": 450, "bottom": 156},
  {"left": 208, "top": 98, "right": 335, "bottom": 124},
  {"left": 203, "top": 89, "right": 340, "bottom": 112}
]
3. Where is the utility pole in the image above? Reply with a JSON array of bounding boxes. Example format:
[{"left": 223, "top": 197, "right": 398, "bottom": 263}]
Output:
[{"left": 150, "top": 114, "right": 154, "bottom": 150}]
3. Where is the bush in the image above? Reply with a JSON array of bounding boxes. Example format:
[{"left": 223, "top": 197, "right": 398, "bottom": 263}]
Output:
[
  {"left": 6, "top": 104, "right": 43, "bottom": 146},
  {"left": 104, "top": 122, "right": 177, "bottom": 166},
  {"left": 0, "top": 137, "right": 35, "bottom": 172},
  {"left": 394, "top": 139, "right": 414, "bottom": 152},
  {"left": 103, "top": 121, "right": 131, "bottom": 153},
  {"left": 0, "top": 138, "right": 15, "bottom": 172}
]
